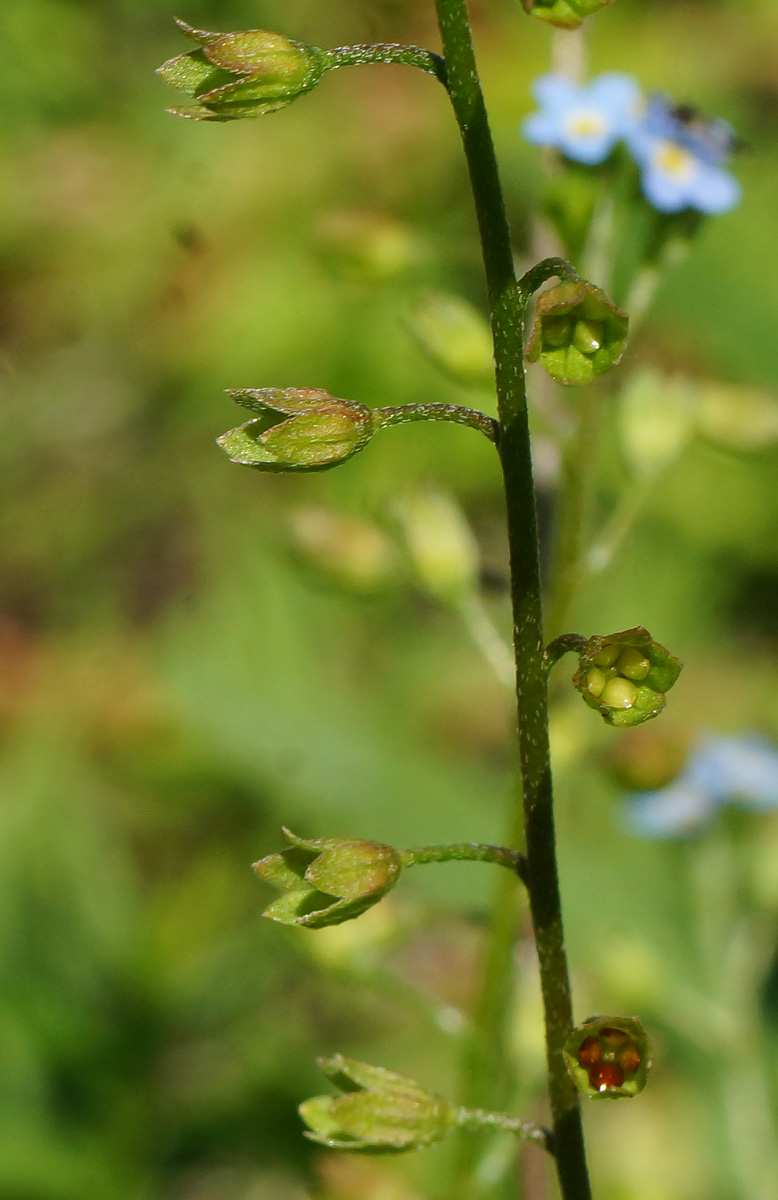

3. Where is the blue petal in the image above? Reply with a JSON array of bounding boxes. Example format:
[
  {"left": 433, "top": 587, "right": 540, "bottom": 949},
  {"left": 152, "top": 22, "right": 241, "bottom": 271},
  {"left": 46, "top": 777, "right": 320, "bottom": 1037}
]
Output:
[
  {"left": 588, "top": 73, "right": 642, "bottom": 123},
  {"left": 522, "top": 112, "right": 563, "bottom": 147},
  {"left": 558, "top": 129, "right": 617, "bottom": 165},
  {"left": 622, "top": 780, "right": 718, "bottom": 839},
  {"left": 688, "top": 735, "right": 778, "bottom": 809},
  {"left": 686, "top": 163, "right": 741, "bottom": 214},
  {"left": 626, "top": 126, "right": 659, "bottom": 166},
  {"left": 532, "top": 74, "right": 581, "bottom": 115},
  {"left": 639, "top": 163, "right": 693, "bottom": 213}
]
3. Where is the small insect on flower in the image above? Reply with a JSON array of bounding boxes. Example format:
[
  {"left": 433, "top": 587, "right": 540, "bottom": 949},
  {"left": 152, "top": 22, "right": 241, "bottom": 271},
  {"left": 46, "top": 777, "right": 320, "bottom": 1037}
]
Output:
[{"left": 627, "top": 95, "right": 741, "bottom": 215}]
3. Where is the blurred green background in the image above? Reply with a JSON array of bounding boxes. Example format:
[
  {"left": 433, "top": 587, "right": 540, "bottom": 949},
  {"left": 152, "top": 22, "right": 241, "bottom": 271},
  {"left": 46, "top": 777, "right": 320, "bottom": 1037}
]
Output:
[{"left": 3, "top": 0, "right": 778, "bottom": 1197}]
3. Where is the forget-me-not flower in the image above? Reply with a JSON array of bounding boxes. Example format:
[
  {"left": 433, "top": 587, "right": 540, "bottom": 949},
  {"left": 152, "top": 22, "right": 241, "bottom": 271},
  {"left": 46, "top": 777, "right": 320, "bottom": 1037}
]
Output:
[
  {"left": 627, "top": 96, "right": 741, "bottom": 215},
  {"left": 623, "top": 733, "right": 778, "bottom": 839},
  {"left": 522, "top": 73, "right": 642, "bottom": 165}
]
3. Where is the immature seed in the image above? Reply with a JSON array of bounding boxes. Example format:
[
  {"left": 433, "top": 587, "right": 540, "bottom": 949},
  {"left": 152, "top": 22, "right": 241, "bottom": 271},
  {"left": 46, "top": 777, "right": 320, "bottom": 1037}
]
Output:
[
  {"left": 589, "top": 1062, "right": 625, "bottom": 1092},
  {"left": 577, "top": 1036, "right": 603, "bottom": 1067},
  {"left": 593, "top": 644, "right": 620, "bottom": 668},
  {"left": 586, "top": 667, "right": 606, "bottom": 698},
  {"left": 598, "top": 1026, "right": 631, "bottom": 1047},
  {"left": 618, "top": 1042, "right": 642, "bottom": 1074},
  {"left": 572, "top": 319, "right": 604, "bottom": 355},
  {"left": 543, "top": 315, "right": 572, "bottom": 348},
  {"left": 600, "top": 677, "right": 639, "bottom": 709},
  {"left": 617, "top": 646, "right": 651, "bottom": 681}
]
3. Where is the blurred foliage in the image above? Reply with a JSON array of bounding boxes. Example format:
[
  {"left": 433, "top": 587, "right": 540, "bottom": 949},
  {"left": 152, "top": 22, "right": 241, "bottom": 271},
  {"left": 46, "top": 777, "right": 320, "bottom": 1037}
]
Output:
[{"left": 2, "top": 1, "right": 778, "bottom": 1198}]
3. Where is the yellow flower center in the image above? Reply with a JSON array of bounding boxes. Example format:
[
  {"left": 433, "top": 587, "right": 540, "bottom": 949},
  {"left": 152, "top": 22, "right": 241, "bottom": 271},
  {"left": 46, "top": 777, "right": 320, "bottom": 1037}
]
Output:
[
  {"left": 653, "top": 140, "right": 696, "bottom": 180},
  {"left": 565, "top": 110, "right": 607, "bottom": 141}
]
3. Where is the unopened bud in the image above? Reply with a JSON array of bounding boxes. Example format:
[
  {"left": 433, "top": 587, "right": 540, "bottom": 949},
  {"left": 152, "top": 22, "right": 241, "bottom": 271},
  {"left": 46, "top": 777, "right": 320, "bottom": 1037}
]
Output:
[
  {"left": 526, "top": 279, "right": 628, "bottom": 386},
  {"left": 407, "top": 292, "right": 495, "bottom": 388},
  {"left": 522, "top": 0, "right": 614, "bottom": 30},
  {"left": 157, "top": 19, "right": 328, "bottom": 121},
  {"left": 393, "top": 489, "right": 480, "bottom": 605},
  {"left": 572, "top": 627, "right": 682, "bottom": 727},
  {"left": 218, "top": 387, "right": 375, "bottom": 472},
  {"left": 253, "top": 828, "right": 405, "bottom": 929},
  {"left": 300, "top": 1055, "right": 457, "bottom": 1151},
  {"left": 564, "top": 1016, "right": 650, "bottom": 1100}
]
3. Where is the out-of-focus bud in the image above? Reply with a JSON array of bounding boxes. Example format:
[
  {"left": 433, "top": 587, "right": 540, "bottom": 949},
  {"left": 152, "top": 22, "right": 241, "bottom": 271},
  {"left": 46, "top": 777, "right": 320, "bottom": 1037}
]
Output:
[
  {"left": 618, "top": 370, "right": 696, "bottom": 478},
  {"left": 526, "top": 280, "right": 628, "bottom": 387},
  {"left": 696, "top": 382, "right": 778, "bottom": 452},
  {"left": 572, "top": 627, "right": 682, "bottom": 727},
  {"left": 522, "top": 0, "right": 613, "bottom": 31},
  {"left": 392, "top": 489, "right": 480, "bottom": 606},
  {"left": 253, "top": 828, "right": 405, "bottom": 929},
  {"left": 157, "top": 19, "right": 328, "bottom": 121},
  {"left": 217, "top": 387, "right": 375, "bottom": 472},
  {"left": 289, "top": 506, "right": 398, "bottom": 592},
  {"left": 300, "top": 1055, "right": 457, "bottom": 1152},
  {"left": 317, "top": 211, "right": 426, "bottom": 283},
  {"left": 406, "top": 293, "right": 495, "bottom": 389},
  {"left": 564, "top": 1016, "right": 650, "bottom": 1099}
]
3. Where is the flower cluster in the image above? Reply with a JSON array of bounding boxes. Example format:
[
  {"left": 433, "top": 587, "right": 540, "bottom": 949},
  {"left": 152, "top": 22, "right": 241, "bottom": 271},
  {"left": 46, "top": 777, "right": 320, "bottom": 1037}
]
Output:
[
  {"left": 623, "top": 733, "right": 778, "bottom": 839},
  {"left": 522, "top": 74, "right": 740, "bottom": 215}
]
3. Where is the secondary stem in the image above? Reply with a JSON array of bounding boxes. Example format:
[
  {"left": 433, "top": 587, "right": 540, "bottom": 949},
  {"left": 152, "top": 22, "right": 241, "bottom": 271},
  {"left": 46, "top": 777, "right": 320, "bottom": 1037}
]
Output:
[{"left": 433, "top": 3, "right": 591, "bottom": 1198}]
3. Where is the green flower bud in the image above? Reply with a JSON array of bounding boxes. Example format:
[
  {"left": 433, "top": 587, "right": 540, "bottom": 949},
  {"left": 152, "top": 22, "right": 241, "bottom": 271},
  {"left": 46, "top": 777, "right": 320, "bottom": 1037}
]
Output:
[
  {"left": 157, "top": 19, "right": 328, "bottom": 121},
  {"left": 406, "top": 292, "right": 495, "bottom": 388},
  {"left": 526, "top": 280, "right": 628, "bottom": 387},
  {"left": 564, "top": 1016, "right": 651, "bottom": 1100},
  {"left": 300, "top": 1055, "right": 457, "bottom": 1152},
  {"left": 217, "top": 387, "right": 375, "bottom": 473},
  {"left": 392, "top": 489, "right": 480, "bottom": 606},
  {"left": 572, "top": 627, "right": 682, "bottom": 727},
  {"left": 618, "top": 370, "right": 696, "bottom": 479},
  {"left": 522, "top": 0, "right": 613, "bottom": 30},
  {"left": 253, "top": 828, "right": 405, "bottom": 929}
]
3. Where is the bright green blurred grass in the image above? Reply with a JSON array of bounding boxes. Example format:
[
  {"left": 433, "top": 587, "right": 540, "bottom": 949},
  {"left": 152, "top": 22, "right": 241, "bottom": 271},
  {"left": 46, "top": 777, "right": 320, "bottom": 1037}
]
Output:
[{"left": 1, "top": 1, "right": 778, "bottom": 1197}]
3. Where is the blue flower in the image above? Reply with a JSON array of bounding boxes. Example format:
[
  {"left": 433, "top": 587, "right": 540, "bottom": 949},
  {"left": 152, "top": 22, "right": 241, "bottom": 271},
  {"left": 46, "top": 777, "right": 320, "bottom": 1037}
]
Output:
[
  {"left": 627, "top": 96, "right": 741, "bottom": 215},
  {"left": 622, "top": 733, "right": 778, "bottom": 839},
  {"left": 522, "top": 73, "right": 642, "bottom": 165}
]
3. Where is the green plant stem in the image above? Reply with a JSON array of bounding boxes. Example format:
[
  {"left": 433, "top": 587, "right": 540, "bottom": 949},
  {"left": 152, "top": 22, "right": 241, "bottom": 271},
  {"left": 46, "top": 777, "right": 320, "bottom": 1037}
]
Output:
[
  {"left": 375, "top": 402, "right": 498, "bottom": 442},
  {"left": 518, "top": 256, "right": 579, "bottom": 301},
  {"left": 543, "top": 633, "right": 587, "bottom": 674},
  {"left": 433, "top": 3, "right": 591, "bottom": 1199},
  {"left": 405, "top": 842, "right": 528, "bottom": 883},
  {"left": 457, "top": 1106, "right": 554, "bottom": 1153},
  {"left": 545, "top": 384, "right": 604, "bottom": 640},
  {"left": 326, "top": 43, "right": 447, "bottom": 84}
]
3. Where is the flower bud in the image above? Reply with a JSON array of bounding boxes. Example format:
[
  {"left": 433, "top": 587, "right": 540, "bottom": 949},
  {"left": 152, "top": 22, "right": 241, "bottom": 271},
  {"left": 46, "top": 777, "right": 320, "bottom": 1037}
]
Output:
[
  {"left": 253, "top": 828, "right": 405, "bottom": 929},
  {"left": 406, "top": 293, "right": 495, "bottom": 388},
  {"left": 526, "top": 280, "right": 628, "bottom": 387},
  {"left": 564, "top": 1016, "right": 651, "bottom": 1100},
  {"left": 522, "top": 0, "right": 613, "bottom": 30},
  {"left": 217, "top": 387, "right": 375, "bottom": 473},
  {"left": 300, "top": 1055, "right": 457, "bottom": 1152},
  {"left": 157, "top": 19, "right": 328, "bottom": 121},
  {"left": 572, "top": 627, "right": 682, "bottom": 727},
  {"left": 392, "top": 489, "right": 480, "bottom": 606}
]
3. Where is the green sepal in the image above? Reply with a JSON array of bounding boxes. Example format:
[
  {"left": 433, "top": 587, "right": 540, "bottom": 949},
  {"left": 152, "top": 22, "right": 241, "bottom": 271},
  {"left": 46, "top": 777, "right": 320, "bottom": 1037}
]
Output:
[
  {"left": 217, "top": 388, "right": 375, "bottom": 473},
  {"left": 564, "top": 1016, "right": 651, "bottom": 1100},
  {"left": 571, "top": 627, "right": 682, "bottom": 727},
  {"left": 522, "top": 0, "right": 613, "bottom": 29},
  {"left": 526, "top": 279, "right": 628, "bottom": 387},
  {"left": 253, "top": 829, "right": 404, "bottom": 928},
  {"left": 300, "top": 1055, "right": 457, "bottom": 1153},
  {"left": 157, "top": 21, "right": 328, "bottom": 121}
]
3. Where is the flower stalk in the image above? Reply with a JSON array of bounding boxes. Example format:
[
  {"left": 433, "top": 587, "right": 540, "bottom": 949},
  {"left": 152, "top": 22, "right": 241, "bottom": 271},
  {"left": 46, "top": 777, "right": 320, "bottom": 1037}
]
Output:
[{"left": 433, "top": 1, "right": 591, "bottom": 1197}]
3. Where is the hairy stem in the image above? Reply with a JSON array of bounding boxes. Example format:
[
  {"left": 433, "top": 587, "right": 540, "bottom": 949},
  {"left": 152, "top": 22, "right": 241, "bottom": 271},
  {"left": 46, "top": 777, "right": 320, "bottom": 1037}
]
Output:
[
  {"left": 406, "top": 841, "right": 528, "bottom": 883},
  {"left": 434, "top": 3, "right": 591, "bottom": 1198},
  {"left": 325, "top": 43, "right": 447, "bottom": 84},
  {"left": 375, "top": 402, "right": 498, "bottom": 442}
]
